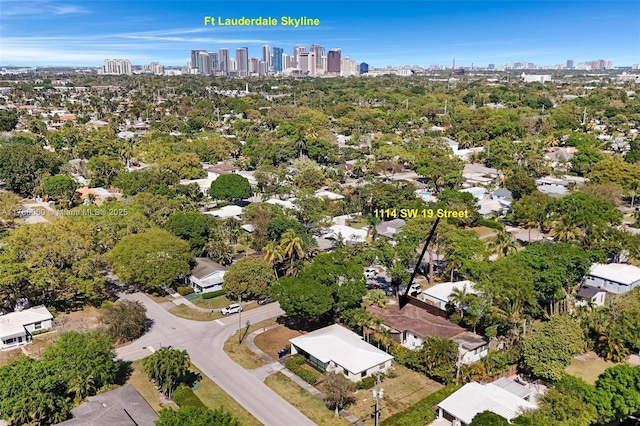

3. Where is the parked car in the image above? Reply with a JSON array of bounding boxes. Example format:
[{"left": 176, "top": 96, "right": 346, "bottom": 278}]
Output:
[
  {"left": 408, "top": 283, "right": 422, "bottom": 296},
  {"left": 221, "top": 303, "right": 243, "bottom": 315},
  {"left": 365, "top": 267, "right": 378, "bottom": 279},
  {"left": 258, "top": 296, "right": 275, "bottom": 305}
]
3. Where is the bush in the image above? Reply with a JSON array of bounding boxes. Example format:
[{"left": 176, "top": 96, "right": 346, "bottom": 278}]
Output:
[
  {"left": 202, "top": 289, "right": 226, "bottom": 299},
  {"left": 381, "top": 384, "right": 461, "bottom": 426},
  {"left": 477, "top": 218, "right": 505, "bottom": 230},
  {"left": 173, "top": 384, "right": 206, "bottom": 409},
  {"left": 101, "top": 300, "right": 113, "bottom": 309},
  {"left": 177, "top": 286, "right": 194, "bottom": 296},
  {"left": 102, "top": 300, "right": 147, "bottom": 343},
  {"left": 356, "top": 376, "right": 377, "bottom": 390},
  {"left": 285, "top": 355, "right": 317, "bottom": 385}
]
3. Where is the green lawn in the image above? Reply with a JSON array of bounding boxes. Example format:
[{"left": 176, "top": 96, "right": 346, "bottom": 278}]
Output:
[
  {"left": 127, "top": 360, "right": 164, "bottom": 412},
  {"left": 223, "top": 318, "right": 278, "bottom": 369},
  {"left": 565, "top": 353, "right": 620, "bottom": 384},
  {"left": 169, "top": 304, "right": 223, "bottom": 321},
  {"left": 189, "top": 364, "right": 261, "bottom": 426},
  {"left": 192, "top": 295, "right": 234, "bottom": 310},
  {"left": 264, "top": 372, "right": 351, "bottom": 426}
]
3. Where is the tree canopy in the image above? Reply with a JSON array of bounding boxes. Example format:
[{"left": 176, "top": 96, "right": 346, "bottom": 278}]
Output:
[{"left": 208, "top": 174, "right": 252, "bottom": 201}]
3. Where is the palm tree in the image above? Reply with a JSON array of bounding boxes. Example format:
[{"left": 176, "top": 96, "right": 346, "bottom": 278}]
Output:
[
  {"left": 550, "top": 215, "right": 584, "bottom": 242},
  {"left": 487, "top": 229, "right": 518, "bottom": 258},
  {"left": 262, "top": 240, "right": 284, "bottom": 279},
  {"left": 448, "top": 285, "right": 474, "bottom": 319},
  {"left": 629, "top": 179, "right": 639, "bottom": 209},
  {"left": 280, "top": 229, "right": 304, "bottom": 274}
]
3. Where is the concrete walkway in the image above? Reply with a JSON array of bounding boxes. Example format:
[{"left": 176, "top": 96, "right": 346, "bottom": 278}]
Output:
[{"left": 170, "top": 293, "right": 213, "bottom": 312}]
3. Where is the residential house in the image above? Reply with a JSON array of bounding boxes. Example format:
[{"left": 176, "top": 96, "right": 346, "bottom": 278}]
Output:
[
  {"left": 0, "top": 306, "right": 53, "bottom": 350},
  {"left": 575, "top": 285, "right": 607, "bottom": 308},
  {"left": 75, "top": 187, "right": 122, "bottom": 205},
  {"left": 58, "top": 384, "right": 159, "bottom": 425},
  {"left": 315, "top": 190, "right": 345, "bottom": 201},
  {"left": 463, "top": 163, "right": 500, "bottom": 186},
  {"left": 418, "top": 280, "right": 477, "bottom": 311},
  {"left": 289, "top": 324, "right": 393, "bottom": 382},
  {"left": 367, "top": 304, "right": 488, "bottom": 364},
  {"left": 207, "top": 163, "right": 240, "bottom": 181},
  {"left": 491, "top": 189, "right": 513, "bottom": 202},
  {"left": 205, "top": 205, "right": 244, "bottom": 219},
  {"left": 189, "top": 257, "right": 227, "bottom": 293},
  {"left": 535, "top": 177, "right": 570, "bottom": 197},
  {"left": 375, "top": 219, "right": 406, "bottom": 239},
  {"left": 584, "top": 263, "right": 640, "bottom": 294},
  {"left": 325, "top": 225, "right": 368, "bottom": 246},
  {"left": 436, "top": 381, "right": 537, "bottom": 425}
]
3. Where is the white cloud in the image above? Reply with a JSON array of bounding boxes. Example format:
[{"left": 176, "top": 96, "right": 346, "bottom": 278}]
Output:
[{"left": 0, "top": 1, "right": 89, "bottom": 17}]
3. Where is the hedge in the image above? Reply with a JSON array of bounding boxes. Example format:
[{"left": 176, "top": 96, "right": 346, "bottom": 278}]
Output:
[
  {"left": 173, "top": 384, "right": 206, "bottom": 409},
  {"left": 477, "top": 218, "right": 505, "bottom": 230},
  {"left": 177, "top": 286, "right": 195, "bottom": 296},
  {"left": 381, "top": 384, "right": 461, "bottom": 426},
  {"left": 285, "top": 355, "right": 317, "bottom": 385},
  {"left": 202, "top": 289, "right": 227, "bottom": 299},
  {"left": 355, "top": 375, "right": 377, "bottom": 390}
]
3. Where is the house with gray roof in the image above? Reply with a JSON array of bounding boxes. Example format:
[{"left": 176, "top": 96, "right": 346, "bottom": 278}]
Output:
[{"left": 189, "top": 257, "right": 227, "bottom": 293}]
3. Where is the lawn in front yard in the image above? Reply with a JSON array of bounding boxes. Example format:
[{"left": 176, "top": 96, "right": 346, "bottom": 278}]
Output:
[
  {"left": 264, "top": 372, "right": 351, "bottom": 426},
  {"left": 169, "top": 304, "right": 223, "bottom": 321},
  {"left": 189, "top": 364, "right": 261, "bottom": 426},
  {"left": 565, "top": 352, "right": 620, "bottom": 384},
  {"left": 253, "top": 325, "right": 303, "bottom": 360},
  {"left": 192, "top": 295, "right": 235, "bottom": 310},
  {"left": 127, "top": 359, "right": 165, "bottom": 412},
  {"left": 347, "top": 364, "right": 444, "bottom": 423},
  {"left": 224, "top": 317, "right": 278, "bottom": 369}
]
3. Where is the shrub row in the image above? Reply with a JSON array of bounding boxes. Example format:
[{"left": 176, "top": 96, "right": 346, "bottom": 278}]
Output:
[
  {"left": 202, "top": 289, "right": 227, "bottom": 299},
  {"left": 284, "top": 355, "right": 317, "bottom": 385},
  {"left": 355, "top": 375, "right": 377, "bottom": 390},
  {"left": 381, "top": 384, "right": 461, "bottom": 426},
  {"left": 177, "top": 286, "right": 195, "bottom": 296},
  {"left": 477, "top": 218, "right": 505, "bottom": 230},
  {"left": 173, "top": 384, "right": 206, "bottom": 409}
]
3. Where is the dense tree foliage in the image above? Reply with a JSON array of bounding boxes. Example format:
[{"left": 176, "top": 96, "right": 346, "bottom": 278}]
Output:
[
  {"left": 102, "top": 300, "right": 147, "bottom": 343},
  {"left": 155, "top": 406, "right": 241, "bottom": 426},
  {"left": 143, "top": 346, "right": 190, "bottom": 399},
  {"left": 0, "top": 144, "right": 62, "bottom": 195},
  {"left": 223, "top": 257, "right": 275, "bottom": 300},
  {"left": 208, "top": 174, "right": 252, "bottom": 201}
]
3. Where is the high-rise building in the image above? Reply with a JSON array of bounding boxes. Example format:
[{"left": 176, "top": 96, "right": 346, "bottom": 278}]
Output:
[
  {"left": 236, "top": 47, "right": 249, "bottom": 77},
  {"left": 210, "top": 52, "right": 219, "bottom": 74},
  {"left": 103, "top": 59, "right": 132, "bottom": 75},
  {"left": 219, "top": 48, "right": 229, "bottom": 75},
  {"left": 261, "top": 45, "right": 271, "bottom": 70},
  {"left": 249, "top": 58, "right": 259, "bottom": 74},
  {"left": 293, "top": 45, "right": 306, "bottom": 68},
  {"left": 198, "top": 52, "right": 211, "bottom": 75},
  {"left": 488, "top": 64, "right": 495, "bottom": 70},
  {"left": 310, "top": 44, "right": 325, "bottom": 70},
  {"left": 327, "top": 49, "right": 341, "bottom": 74},
  {"left": 359, "top": 62, "right": 369, "bottom": 74},
  {"left": 272, "top": 47, "right": 284, "bottom": 72},
  {"left": 566, "top": 59, "right": 574, "bottom": 69},
  {"left": 258, "top": 61, "right": 268, "bottom": 76}
]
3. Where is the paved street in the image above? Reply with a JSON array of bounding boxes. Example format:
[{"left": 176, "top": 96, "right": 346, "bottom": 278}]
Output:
[{"left": 116, "top": 292, "right": 315, "bottom": 426}]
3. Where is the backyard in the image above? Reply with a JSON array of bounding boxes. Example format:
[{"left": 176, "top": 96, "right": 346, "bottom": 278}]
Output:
[{"left": 565, "top": 352, "right": 620, "bottom": 384}]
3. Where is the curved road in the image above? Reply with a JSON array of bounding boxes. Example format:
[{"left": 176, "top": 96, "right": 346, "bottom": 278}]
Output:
[{"left": 116, "top": 292, "right": 315, "bottom": 426}]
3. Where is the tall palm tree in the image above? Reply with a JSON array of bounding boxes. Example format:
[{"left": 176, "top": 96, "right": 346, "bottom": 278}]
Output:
[
  {"left": 280, "top": 229, "right": 304, "bottom": 274},
  {"left": 550, "top": 215, "right": 584, "bottom": 242},
  {"left": 487, "top": 229, "right": 518, "bottom": 258},
  {"left": 262, "top": 240, "right": 284, "bottom": 279},
  {"left": 448, "top": 285, "right": 474, "bottom": 319}
]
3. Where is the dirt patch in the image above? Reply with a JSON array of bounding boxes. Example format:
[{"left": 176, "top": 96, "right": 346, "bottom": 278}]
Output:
[
  {"left": 0, "top": 347, "right": 22, "bottom": 366},
  {"left": 254, "top": 326, "right": 304, "bottom": 360},
  {"left": 54, "top": 306, "right": 104, "bottom": 333}
]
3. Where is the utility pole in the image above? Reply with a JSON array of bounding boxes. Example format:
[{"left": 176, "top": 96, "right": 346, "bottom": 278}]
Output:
[
  {"left": 372, "top": 374, "right": 384, "bottom": 426},
  {"left": 238, "top": 295, "right": 242, "bottom": 344}
]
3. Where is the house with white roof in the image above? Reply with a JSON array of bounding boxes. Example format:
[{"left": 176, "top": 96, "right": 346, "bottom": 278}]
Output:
[
  {"left": 325, "top": 225, "right": 368, "bottom": 245},
  {"left": 584, "top": 263, "right": 640, "bottom": 294},
  {"left": 205, "top": 205, "right": 244, "bottom": 219},
  {"left": 188, "top": 258, "right": 227, "bottom": 293},
  {"left": 419, "top": 280, "right": 477, "bottom": 310},
  {"left": 289, "top": 324, "right": 393, "bottom": 382},
  {"left": 437, "top": 381, "right": 537, "bottom": 425},
  {"left": 0, "top": 306, "right": 53, "bottom": 350},
  {"left": 314, "top": 190, "right": 344, "bottom": 201}
]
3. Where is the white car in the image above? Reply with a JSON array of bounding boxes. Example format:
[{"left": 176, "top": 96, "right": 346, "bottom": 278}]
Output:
[
  {"left": 365, "top": 268, "right": 378, "bottom": 279},
  {"left": 221, "top": 303, "right": 243, "bottom": 315}
]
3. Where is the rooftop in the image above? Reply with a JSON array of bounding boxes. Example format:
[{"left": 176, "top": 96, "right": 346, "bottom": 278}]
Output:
[
  {"left": 421, "top": 280, "right": 477, "bottom": 303},
  {"left": 438, "top": 381, "right": 537, "bottom": 424},
  {"left": 190, "top": 257, "right": 227, "bottom": 279},
  {"left": 0, "top": 305, "right": 53, "bottom": 338},
  {"left": 588, "top": 263, "right": 640, "bottom": 285},
  {"left": 367, "top": 304, "right": 466, "bottom": 340},
  {"left": 289, "top": 324, "right": 393, "bottom": 374}
]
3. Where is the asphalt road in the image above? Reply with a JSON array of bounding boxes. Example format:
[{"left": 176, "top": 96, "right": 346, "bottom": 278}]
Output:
[{"left": 116, "top": 293, "right": 316, "bottom": 426}]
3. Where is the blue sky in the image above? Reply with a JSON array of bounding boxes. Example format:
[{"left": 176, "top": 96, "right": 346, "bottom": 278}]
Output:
[{"left": 1, "top": 0, "right": 638, "bottom": 67}]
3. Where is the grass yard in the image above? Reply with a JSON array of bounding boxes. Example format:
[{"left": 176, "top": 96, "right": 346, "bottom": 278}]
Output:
[
  {"left": 253, "top": 325, "right": 303, "bottom": 360},
  {"left": 168, "top": 304, "right": 223, "bottom": 321},
  {"left": 347, "top": 218, "right": 369, "bottom": 229},
  {"left": 264, "top": 372, "right": 351, "bottom": 426},
  {"left": 189, "top": 364, "right": 261, "bottom": 426},
  {"left": 0, "top": 347, "right": 22, "bottom": 367},
  {"left": 565, "top": 352, "right": 620, "bottom": 384},
  {"left": 192, "top": 295, "right": 234, "bottom": 310},
  {"left": 127, "top": 360, "right": 164, "bottom": 412},
  {"left": 224, "top": 318, "right": 278, "bottom": 369},
  {"left": 348, "top": 364, "right": 444, "bottom": 422},
  {"left": 472, "top": 226, "right": 497, "bottom": 238},
  {"left": 146, "top": 293, "right": 174, "bottom": 304}
]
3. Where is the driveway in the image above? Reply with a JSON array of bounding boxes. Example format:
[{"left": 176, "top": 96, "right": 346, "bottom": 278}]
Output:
[{"left": 116, "top": 292, "right": 315, "bottom": 426}]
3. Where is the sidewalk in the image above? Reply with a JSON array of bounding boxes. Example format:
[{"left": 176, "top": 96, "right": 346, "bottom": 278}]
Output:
[{"left": 169, "top": 293, "right": 213, "bottom": 312}]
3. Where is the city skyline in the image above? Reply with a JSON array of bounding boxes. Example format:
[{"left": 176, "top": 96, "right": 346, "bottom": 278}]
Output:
[{"left": 1, "top": 0, "right": 639, "bottom": 68}]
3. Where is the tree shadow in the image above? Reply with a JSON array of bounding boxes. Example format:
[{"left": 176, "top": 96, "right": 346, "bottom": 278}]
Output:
[
  {"left": 277, "top": 315, "right": 331, "bottom": 332},
  {"left": 114, "top": 360, "right": 133, "bottom": 385},
  {"left": 180, "top": 370, "right": 203, "bottom": 388},
  {"left": 144, "top": 318, "right": 155, "bottom": 333}
]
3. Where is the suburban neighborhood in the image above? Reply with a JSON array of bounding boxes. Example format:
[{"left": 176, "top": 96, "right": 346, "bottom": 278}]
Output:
[{"left": 1, "top": 2, "right": 640, "bottom": 425}]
